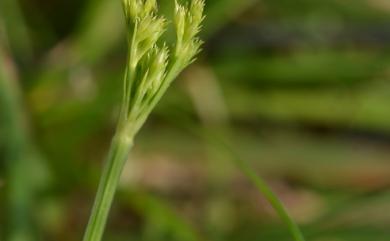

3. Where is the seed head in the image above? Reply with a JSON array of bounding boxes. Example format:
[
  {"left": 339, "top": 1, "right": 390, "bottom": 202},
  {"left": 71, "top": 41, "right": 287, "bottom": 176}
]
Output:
[
  {"left": 141, "top": 45, "right": 169, "bottom": 94},
  {"left": 173, "top": 0, "right": 204, "bottom": 66},
  {"left": 120, "top": 0, "right": 204, "bottom": 131},
  {"left": 123, "top": 0, "right": 157, "bottom": 20},
  {"left": 132, "top": 16, "right": 167, "bottom": 65}
]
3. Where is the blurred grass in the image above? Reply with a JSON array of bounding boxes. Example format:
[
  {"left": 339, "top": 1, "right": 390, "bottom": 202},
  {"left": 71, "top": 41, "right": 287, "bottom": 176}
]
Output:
[
  {"left": 0, "top": 37, "right": 47, "bottom": 241},
  {"left": 1, "top": 0, "right": 390, "bottom": 240}
]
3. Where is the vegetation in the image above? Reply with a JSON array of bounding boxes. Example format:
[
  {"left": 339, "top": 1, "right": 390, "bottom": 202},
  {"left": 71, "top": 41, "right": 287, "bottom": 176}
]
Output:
[{"left": 1, "top": 0, "right": 390, "bottom": 241}]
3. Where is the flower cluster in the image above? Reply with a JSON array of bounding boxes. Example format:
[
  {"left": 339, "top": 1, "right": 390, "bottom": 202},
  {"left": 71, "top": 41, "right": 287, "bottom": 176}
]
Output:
[
  {"left": 174, "top": 0, "right": 204, "bottom": 65},
  {"left": 119, "top": 0, "right": 204, "bottom": 137},
  {"left": 82, "top": 3, "right": 204, "bottom": 241}
]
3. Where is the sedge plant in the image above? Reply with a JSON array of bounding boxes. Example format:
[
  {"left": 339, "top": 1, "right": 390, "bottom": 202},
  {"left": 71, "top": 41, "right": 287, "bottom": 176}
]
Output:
[{"left": 82, "top": 0, "right": 205, "bottom": 240}]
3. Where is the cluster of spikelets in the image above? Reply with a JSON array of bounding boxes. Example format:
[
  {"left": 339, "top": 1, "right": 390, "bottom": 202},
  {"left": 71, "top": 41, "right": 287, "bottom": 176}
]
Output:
[{"left": 119, "top": 0, "right": 204, "bottom": 138}]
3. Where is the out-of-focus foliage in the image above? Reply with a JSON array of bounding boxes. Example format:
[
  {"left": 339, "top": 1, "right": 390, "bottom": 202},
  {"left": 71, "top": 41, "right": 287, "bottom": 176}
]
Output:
[{"left": 1, "top": 0, "right": 390, "bottom": 240}]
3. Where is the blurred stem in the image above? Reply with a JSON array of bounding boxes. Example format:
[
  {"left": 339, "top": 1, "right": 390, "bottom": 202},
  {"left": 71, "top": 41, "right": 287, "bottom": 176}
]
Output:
[
  {"left": 160, "top": 106, "right": 307, "bottom": 241},
  {"left": 182, "top": 65, "right": 305, "bottom": 241},
  {"left": 0, "top": 45, "right": 34, "bottom": 241},
  {"left": 200, "top": 124, "right": 306, "bottom": 241},
  {"left": 223, "top": 141, "right": 306, "bottom": 241},
  {"left": 82, "top": 131, "right": 133, "bottom": 241},
  {"left": 0, "top": 0, "right": 32, "bottom": 63}
]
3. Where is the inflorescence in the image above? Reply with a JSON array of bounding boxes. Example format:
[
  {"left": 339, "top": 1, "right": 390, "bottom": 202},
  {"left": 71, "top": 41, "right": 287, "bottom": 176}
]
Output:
[{"left": 119, "top": 0, "right": 205, "bottom": 138}]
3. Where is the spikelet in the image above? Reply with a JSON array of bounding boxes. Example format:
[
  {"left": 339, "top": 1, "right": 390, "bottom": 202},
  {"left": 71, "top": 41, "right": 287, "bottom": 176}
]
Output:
[
  {"left": 173, "top": 0, "right": 204, "bottom": 67},
  {"left": 120, "top": 0, "right": 205, "bottom": 135}
]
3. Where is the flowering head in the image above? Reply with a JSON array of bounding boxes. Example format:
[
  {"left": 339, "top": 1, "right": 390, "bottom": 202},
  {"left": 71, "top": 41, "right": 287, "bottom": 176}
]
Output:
[{"left": 120, "top": 0, "right": 205, "bottom": 135}]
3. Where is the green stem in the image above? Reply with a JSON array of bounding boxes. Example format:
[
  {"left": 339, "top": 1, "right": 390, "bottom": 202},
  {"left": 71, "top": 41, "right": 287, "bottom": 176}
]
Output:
[
  {"left": 0, "top": 45, "right": 35, "bottom": 241},
  {"left": 209, "top": 134, "right": 305, "bottom": 241},
  {"left": 158, "top": 111, "right": 306, "bottom": 241},
  {"left": 201, "top": 128, "right": 306, "bottom": 241},
  {"left": 221, "top": 141, "right": 305, "bottom": 241},
  {"left": 83, "top": 132, "right": 134, "bottom": 241}
]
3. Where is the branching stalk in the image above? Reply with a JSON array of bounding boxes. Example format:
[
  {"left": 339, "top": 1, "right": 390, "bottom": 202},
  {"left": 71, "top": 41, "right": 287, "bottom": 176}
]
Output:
[{"left": 83, "top": 1, "right": 205, "bottom": 240}]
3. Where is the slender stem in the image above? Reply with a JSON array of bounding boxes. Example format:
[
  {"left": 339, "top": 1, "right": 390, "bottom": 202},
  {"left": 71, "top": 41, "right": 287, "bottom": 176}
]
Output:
[
  {"left": 194, "top": 123, "right": 306, "bottom": 241},
  {"left": 83, "top": 132, "right": 134, "bottom": 241},
  {"left": 223, "top": 142, "right": 306, "bottom": 241},
  {"left": 0, "top": 46, "right": 35, "bottom": 241},
  {"left": 237, "top": 160, "right": 305, "bottom": 241},
  {"left": 156, "top": 111, "right": 305, "bottom": 241}
]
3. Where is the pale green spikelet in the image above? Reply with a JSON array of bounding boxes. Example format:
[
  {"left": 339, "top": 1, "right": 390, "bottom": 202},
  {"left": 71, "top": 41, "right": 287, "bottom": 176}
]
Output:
[
  {"left": 132, "top": 16, "right": 166, "bottom": 65},
  {"left": 119, "top": 0, "right": 205, "bottom": 136},
  {"left": 123, "top": 0, "right": 157, "bottom": 20},
  {"left": 173, "top": 0, "right": 204, "bottom": 68}
]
